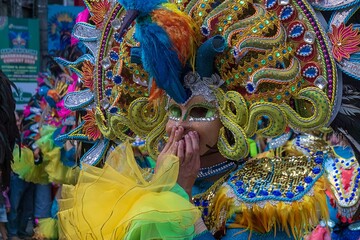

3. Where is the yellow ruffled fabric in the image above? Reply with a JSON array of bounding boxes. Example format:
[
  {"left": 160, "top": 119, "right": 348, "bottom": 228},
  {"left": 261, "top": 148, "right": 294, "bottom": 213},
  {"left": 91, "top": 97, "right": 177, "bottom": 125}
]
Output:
[
  {"left": 43, "top": 146, "right": 79, "bottom": 185},
  {"left": 212, "top": 177, "right": 329, "bottom": 239},
  {"left": 36, "top": 125, "right": 79, "bottom": 185},
  {"left": 33, "top": 217, "right": 58, "bottom": 240},
  {"left": 58, "top": 142, "right": 201, "bottom": 240},
  {"left": 12, "top": 145, "right": 49, "bottom": 184}
]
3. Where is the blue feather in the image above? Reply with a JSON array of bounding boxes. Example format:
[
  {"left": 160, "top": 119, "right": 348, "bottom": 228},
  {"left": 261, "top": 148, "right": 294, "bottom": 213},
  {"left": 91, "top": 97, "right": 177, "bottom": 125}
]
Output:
[
  {"left": 136, "top": 22, "right": 187, "bottom": 103},
  {"left": 117, "top": 0, "right": 167, "bottom": 14}
]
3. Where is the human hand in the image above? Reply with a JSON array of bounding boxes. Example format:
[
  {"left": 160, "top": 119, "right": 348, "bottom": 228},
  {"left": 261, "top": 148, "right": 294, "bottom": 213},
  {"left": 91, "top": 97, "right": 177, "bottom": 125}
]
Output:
[
  {"left": 176, "top": 130, "right": 200, "bottom": 198},
  {"left": 156, "top": 126, "right": 183, "bottom": 173}
]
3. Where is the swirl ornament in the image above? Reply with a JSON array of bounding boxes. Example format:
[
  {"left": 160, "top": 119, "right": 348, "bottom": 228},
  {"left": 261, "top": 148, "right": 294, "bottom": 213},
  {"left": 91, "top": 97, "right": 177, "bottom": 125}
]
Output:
[
  {"left": 215, "top": 88, "right": 249, "bottom": 160},
  {"left": 280, "top": 87, "right": 330, "bottom": 131},
  {"left": 245, "top": 103, "right": 287, "bottom": 138},
  {"left": 145, "top": 116, "right": 168, "bottom": 160}
]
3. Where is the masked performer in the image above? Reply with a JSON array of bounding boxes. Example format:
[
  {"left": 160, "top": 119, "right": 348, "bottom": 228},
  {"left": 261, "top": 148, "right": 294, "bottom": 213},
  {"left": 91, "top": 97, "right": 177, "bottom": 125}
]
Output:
[{"left": 57, "top": 0, "right": 360, "bottom": 239}]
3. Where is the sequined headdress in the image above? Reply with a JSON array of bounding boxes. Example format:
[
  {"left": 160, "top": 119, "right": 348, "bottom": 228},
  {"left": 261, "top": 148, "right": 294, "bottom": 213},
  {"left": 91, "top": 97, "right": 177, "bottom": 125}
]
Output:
[{"left": 59, "top": 0, "right": 360, "bottom": 164}]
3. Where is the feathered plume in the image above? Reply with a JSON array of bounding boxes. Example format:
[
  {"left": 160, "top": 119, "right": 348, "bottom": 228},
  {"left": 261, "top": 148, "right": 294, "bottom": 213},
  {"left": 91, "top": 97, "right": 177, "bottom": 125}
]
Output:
[
  {"left": 331, "top": 82, "right": 360, "bottom": 161},
  {"left": 117, "top": 0, "right": 198, "bottom": 103},
  {"left": 0, "top": 70, "right": 19, "bottom": 187}
]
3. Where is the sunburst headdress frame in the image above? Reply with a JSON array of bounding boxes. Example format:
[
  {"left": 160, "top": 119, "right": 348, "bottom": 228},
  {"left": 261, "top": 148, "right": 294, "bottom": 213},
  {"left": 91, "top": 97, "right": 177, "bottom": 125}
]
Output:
[{"left": 57, "top": 0, "right": 350, "bottom": 164}]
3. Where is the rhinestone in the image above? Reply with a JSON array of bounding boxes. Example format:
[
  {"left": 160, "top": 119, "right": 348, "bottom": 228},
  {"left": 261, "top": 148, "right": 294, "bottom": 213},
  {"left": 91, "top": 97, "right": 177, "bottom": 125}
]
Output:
[
  {"left": 278, "top": 0, "right": 289, "bottom": 5},
  {"left": 304, "top": 31, "right": 316, "bottom": 44},
  {"left": 101, "top": 57, "right": 111, "bottom": 70},
  {"left": 111, "top": 19, "right": 122, "bottom": 30},
  {"left": 314, "top": 76, "right": 327, "bottom": 89}
]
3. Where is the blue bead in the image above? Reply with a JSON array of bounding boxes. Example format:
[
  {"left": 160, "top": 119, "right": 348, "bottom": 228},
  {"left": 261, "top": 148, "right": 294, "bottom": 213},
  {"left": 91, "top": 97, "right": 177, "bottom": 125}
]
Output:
[
  {"left": 237, "top": 188, "right": 245, "bottom": 194},
  {"left": 296, "top": 186, "right": 304, "bottom": 192},
  {"left": 110, "top": 51, "right": 119, "bottom": 61},
  {"left": 194, "top": 199, "right": 200, "bottom": 206},
  {"left": 272, "top": 190, "right": 281, "bottom": 196},
  {"left": 289, "top": 25, "right": 304, "bottom": 38},
  {"left": 297, "top": 44, "right": 313, "bottom": 57},
  {"left": 246, "top": 83, "right": 255, "bottom": 93},
  {"left": 202, "top": 200, "right": 209, "bottom": 207},
  {"left": 110, "top": 107, "right": 118, "bottom": 114},
  {"left": 113, "top": 75, "right": 122, "bottom": 85},
  {"left": 304, "top": 176, "right": 313, "bottom": 183},
  {"left": 286, "top": 191, "right": 294, "bottom": 198},
  {"left": 303, "top": 67, "right": 317, "bottom": 78},
  {"left": 316, "top": 151, "right": 323, "bottom": 155},
  {"left": 201, "top": 26, "right": 210, "bottom": 36},
  {"left": 235, "top": 181, "right": 243, "bottom": 186},
  {"left": 315, "top": 157, "right": 323, "bottom": 164},
  {"left": 248, "top": 192, "right": 256, "bottom": 198},
  {"left": 106, "top": 71, "right": 113, "bottom": 79},
  {"left": 266, "top": 0, "right": 276, "bottom": 8},
  {"left": 335, "top": 158, "right": 339, "bottom": 162},
  {"left": 230, "top": 176, "right": 237, "bottom": 181},
  {"left": 312, "top": 167, "right": 321, "bottom": 174},
  {"left": 203, "top": 208, "right": 208, "bottom": 216},
  {"left": 340, "top": 197, "right": 344, "bottom": 200},
  {"left": 332, "top": 163, "right": 335, "bottom": 167},
  {"left": 280, "top": 6, "right": 294, "bottom": 20},
  {"left": 268, "top": 56, "right": 273, "bottom": 61},
  {"left": 105, "top": 89, "right": 112, "bottom": 96},
  {"left": 114, "top": 32, "right": 123, "bottom": 43},
  {"left": 260, "top": 190, "right": 269, "bottom": 196},
  {"left": 350, "top": 197, "right": 354, "bottom": 201}
]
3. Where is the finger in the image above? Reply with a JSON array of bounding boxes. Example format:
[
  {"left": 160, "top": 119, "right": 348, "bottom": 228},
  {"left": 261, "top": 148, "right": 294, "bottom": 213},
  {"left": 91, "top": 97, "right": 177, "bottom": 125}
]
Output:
[
  {"left": 164, "top": 126, "right": 176, "bottom": 152},
  {"left": 177, "top": 140, "right": 185, "bottom": 164},
  {"left": 170, "top": 141, "right": 178, "bottom": 155},
  {"left": 174, "top": 126, "right": 184, "bottom": 142},
  {"left": 189, "top": 131, "right": 199, "bottom": 153},
  {"left": 184, "top": 134, "right": 193, "bottom": 164}
]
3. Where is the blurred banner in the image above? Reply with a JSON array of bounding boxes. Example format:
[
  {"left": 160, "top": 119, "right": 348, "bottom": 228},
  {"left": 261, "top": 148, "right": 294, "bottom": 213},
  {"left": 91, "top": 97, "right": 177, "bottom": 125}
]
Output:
[
  {"left": 48, "top": 5, "right": 84, "bottom": 53},
  {"left": 0, "top": 17, "right": 40, "bottom": 110}
]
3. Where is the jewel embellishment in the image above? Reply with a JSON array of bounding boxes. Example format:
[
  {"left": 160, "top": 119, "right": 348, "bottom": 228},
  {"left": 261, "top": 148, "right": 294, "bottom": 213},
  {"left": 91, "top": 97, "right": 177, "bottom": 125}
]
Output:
[
  {"left": 304, "top": 31, "right": 316, "bottom": 44},
  {"left": 296, "top": 44, "right": 313, "bottom": 57},
  {"left": 314, "top": 76, "right": 327, "bottom": 89},
  {"left": 101, "top": 57, "right": 111, "bottom": 70},
  {"left": 265, "top": 0, "right": 277, "bottom": 9},
  {"left": 111, "top": 18, "right": 122, "bottom": 30},
  {"left": 289, "top": 23, "right": 304, "bottom": 39},
  {"left": 278, "top": 0, "right": 289, "bottom": 5},
  {"left": 279, "top": 5, "right": 294, "bottom": 21},
  {"left": 302, "top": 65, "right": 319, "bottom": 78}
]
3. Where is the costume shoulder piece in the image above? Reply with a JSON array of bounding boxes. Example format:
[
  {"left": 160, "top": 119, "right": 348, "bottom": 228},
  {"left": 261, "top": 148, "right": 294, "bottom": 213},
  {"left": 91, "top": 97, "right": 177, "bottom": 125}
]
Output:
[
  {"left": 325, "top": 145, "right": 360, "bottom": 223},
  {"left": 195, "top": 135, "right": 330, "bottom": 238}
]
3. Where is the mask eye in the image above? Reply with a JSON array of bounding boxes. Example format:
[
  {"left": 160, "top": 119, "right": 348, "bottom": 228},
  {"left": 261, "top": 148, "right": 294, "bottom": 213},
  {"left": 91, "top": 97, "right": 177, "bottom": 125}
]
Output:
[
  {"left": 189, "top": 107, "right": 215, "bottom": 118},
  {"left": 169, "top": 105, "right": 182, "bottom": 118}
]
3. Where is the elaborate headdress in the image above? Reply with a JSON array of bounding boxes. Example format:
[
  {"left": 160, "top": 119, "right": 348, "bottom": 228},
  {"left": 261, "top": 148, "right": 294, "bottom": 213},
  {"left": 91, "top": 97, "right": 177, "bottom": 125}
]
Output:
[{"left": 59, "top": 0, "right": 360, "bottom": 164}]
